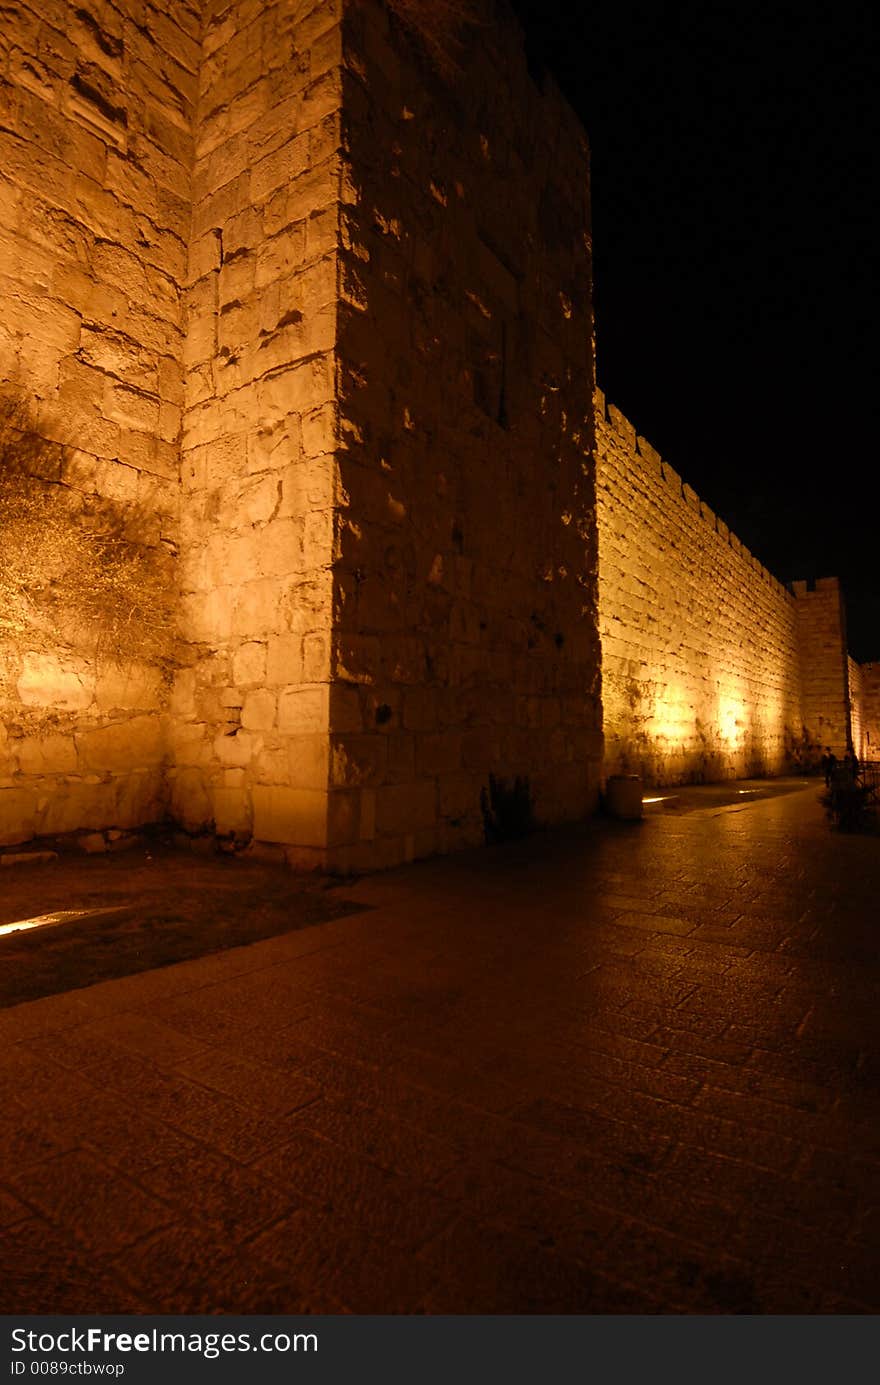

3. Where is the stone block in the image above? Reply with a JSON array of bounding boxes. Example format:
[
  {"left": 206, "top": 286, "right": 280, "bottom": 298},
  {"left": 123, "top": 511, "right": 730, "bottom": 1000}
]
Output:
[
  {"left": 17, "top": 734, "right": 78, "bottom": 775},
  {"left": 94, "top": 665, "right": 163, "bottom": 713},
  {"left": 212, "top": 785, "right": 252, "bottom": 835},
  {"left": 37, "top": 780, "right": 117, "bottom": 836},
  {"left": 286, "top": 733, "right": 330, "bottom": 790},
  {"left": 17, "top": 653, "right": 93, "bottom": 711},
  {"left": 77, "top": 716, "right": 164, "bottom": 771},
  {"left": 375, "top": 780, "right": 437, "bottom": 836},
  {"left": 267, "top": 634, "right": 303, "bottom": 686},
  {"left": 232, "top": 642, "right": 268, "bottom": 686},
  {"left": 170, "top": 767, "right": 213, "bottom": 832},
  {"left": 213, "top": 728, "right": 260, "bottom": 767},
  {"left": 0, "top": 787, "right": 38, "bottom": 846},
  {"left": 232, "top": 578, "right": 288, "bottom": 637},
  {"left": 330, "top": 734, "right": 387, "bottom": 787},
  {"left": 242, "top": 689, "right": 276, "bottom": 731},
  {"left": 417, "top": 732, "right": 461, "bottom": 777},
  {"left": 329, "top": 684, "right": 364, "bottom": 733},
  {"left": 327, "top": 788, "right": 360, "bottom": 846},
  {"left": 278, "top": 684, "right": 329, "bottom": 734},
  {"left": 256, "top": 517, "right": 306, "bottom": 578},
  {"left": 252, "top": 785, "right": 328, "bottom": 847}
]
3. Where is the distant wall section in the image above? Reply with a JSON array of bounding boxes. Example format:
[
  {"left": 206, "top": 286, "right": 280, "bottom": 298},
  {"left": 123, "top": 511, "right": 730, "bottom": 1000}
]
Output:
[
  {"left": 848, "top": 657, "right": 865, "bottom": 759},
  {"left": 596, "top": 393, "right": 804, "bottom": 785},
  {"left": 792, "top": 578, "right": 852, "bottom": 758},
  {"left": 858, "top": 662, "right": 880, "bottom": 760}
]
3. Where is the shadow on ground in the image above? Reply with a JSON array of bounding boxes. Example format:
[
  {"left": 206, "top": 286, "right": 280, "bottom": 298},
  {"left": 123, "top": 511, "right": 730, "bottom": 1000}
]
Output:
[
  {"left": 0, "top": 844, "right": 367, "bottom": 1010},
  {"left": 2, "top": 784, "right": 879, "bottom": 1313}
]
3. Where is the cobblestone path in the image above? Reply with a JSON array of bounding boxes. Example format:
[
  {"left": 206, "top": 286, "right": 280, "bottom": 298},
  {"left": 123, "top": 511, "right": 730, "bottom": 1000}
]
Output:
[{"left": 2, "top": 782, "right": 877, "bottom": 1313}]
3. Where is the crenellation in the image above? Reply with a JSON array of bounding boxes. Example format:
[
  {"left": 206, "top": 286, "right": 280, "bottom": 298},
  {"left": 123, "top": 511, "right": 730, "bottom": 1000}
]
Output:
[{"left": 597, "top": 397, "right": 807, "bottom": 783}]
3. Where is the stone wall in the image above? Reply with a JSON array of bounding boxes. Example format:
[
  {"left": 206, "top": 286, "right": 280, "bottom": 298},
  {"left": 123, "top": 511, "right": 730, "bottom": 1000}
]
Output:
[
  {"left": 595, "top": 392, "right": 805, "bottom": 784},
  {"left": 848, "top": 657, "right": 865, "bottom": 760},
  {"left": 858, "top": 662, "right": 880, "bottom": 761},
  {"left": 1, "top": 0, "right": 601, "bottom": 863},
  {"left": 325, "top": 0, "right": 601, "bottom": 870},
  {"left": 1, "top": 0, "right": 871, "bottom": 861},
  {"left": 791, "top": 578, "right": 852, "bottom": 758},
  {"left": 0, "top": 0, "right": 196, "bottom": 846},
  {"left": 169, "top": 0, "right": 345, "bottom": 865}
]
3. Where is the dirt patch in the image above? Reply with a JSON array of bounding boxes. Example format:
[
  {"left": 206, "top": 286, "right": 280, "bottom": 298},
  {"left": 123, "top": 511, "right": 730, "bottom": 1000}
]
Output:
[{"left": 0, "top": 843, "right": 368, "bottom": 1010}]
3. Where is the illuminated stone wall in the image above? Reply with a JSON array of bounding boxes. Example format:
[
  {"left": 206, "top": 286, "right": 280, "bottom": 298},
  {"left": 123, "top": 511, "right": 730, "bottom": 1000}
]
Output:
[
  {"left": 791, "top": 578, "right": 852, "bottom": 759},
  {"left": 0, "top": 0, "right": 196, "bottom": 845},
  {"left": 849, "top": 657, "right": 865, "bottom": 759},
  {"left": 325, "top": 0, "right": 601, "bottom": 870},
  {"left": 0, "top": 0, "right": 600, "bottom": 861},
  {"left": 595, "top": 392, "right": 805, "bottom": 784},
  {"left": 857, "top": 662, "right": 880, "bottom": 761},
  {"left": 1, "top": 0, "right": 869, "bottom": 859},
  {"left": 168, "top": 0, "right": 344, "bottom": 865}
]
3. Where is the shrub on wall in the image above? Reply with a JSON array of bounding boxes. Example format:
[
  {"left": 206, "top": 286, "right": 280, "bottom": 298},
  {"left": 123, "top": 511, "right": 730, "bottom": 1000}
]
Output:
[{"left": 0, "top": 396, "right": 175, "bottom": 670}]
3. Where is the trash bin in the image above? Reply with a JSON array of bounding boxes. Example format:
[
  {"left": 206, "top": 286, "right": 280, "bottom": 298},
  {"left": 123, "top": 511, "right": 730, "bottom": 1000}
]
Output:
[{"left": 606, "top": 775, "right": 643, "bottom": 820}]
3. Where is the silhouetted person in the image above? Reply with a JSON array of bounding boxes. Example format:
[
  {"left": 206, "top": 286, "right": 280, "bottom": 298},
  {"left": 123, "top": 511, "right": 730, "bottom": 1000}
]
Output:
[{"left": 822, "top": 748, "right": 836, "bottom": 786}]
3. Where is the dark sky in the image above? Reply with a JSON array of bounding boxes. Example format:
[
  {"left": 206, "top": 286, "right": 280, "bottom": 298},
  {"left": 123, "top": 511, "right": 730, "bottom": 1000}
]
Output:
[{"left": 510, "top": 0, "right": 879, "bottom": 660}]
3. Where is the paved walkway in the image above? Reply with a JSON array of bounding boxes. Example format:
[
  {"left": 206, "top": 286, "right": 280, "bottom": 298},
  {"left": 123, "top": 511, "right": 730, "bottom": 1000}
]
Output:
[{"left": 2, "top": 781, "right": 878, "bottom": 1314}]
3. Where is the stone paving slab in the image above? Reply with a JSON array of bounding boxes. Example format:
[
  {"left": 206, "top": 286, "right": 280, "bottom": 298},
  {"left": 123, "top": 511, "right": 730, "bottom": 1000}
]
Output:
[{"left": 1, "top": 780, "right": 879, "bottom": 1313}]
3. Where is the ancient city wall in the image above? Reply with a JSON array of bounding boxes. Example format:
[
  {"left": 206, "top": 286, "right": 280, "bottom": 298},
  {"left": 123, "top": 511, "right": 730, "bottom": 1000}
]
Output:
[
  {"left": 326, "top": 0, "right": 601, "bottom": 870},
  {"left": 858, "top": 661, "right": 880, "bottom": 761},
  {"left": 848, "top": 657, "right": 867, "bottom": 760},
  {"left": 1, "top": 0, "right": 870, "bottom": 862},
  {"left": 1, "top": 0, "right": 601, "bottom": 864},
  {"left": 791, "top": 578, "right": 852, "bottom": 758},
  {"left": 595, "top": 393, "right": 805, "bottom": 784},
  {"left": 0, "top": 0, "right": 196, "bottom": 846},
  {"left": 169, "top": 0, "right": 345, "bottom": 864}
]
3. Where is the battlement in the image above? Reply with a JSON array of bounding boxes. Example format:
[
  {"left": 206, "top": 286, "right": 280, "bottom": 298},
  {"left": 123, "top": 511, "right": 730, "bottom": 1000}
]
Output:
[
  {"left": 594, "top": 389, "right": 866, "bottom": 780},
  {"left": 0, "top": 1, "right": 870, "bottom": 860},
  {"left": 596, "top": 388, "right": 792, "bottom": 604}
]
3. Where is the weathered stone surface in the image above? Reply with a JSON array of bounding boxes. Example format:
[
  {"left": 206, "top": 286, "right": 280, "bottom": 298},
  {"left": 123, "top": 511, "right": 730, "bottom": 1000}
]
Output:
[
  {"left": 0, "top": 0, "right": 871, "bottom": 863},
  {"left": 596, "top": 396, "right": 869, "bottom": 783},
  {"left": 599, "top": 396, "right": 810, "bottom": 783},
  {"left": 252, "top": 785, "right": 328, "bottom": 847},
  {"left": 792, "top": 579, "right": 850, "bottom": 759},
  {"left": 17, "top": 655, "right": 93, "bottom": 711},
  {"left": 0, "top": 788, "right": 39, "bottom": 847},
  {"left": 0, "top": 0, "right": 190, "bottom": 847},
  {"left": 76, "top": 718, "right": 163, "bottom": 772},
  {"left": 17, "top": 735, "right": 78, "bottom": 776}
]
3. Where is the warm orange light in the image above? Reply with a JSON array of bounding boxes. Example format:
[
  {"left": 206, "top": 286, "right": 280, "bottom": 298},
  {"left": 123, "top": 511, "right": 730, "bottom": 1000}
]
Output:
[{"left": 0, "top": 906, "right": 124, "bottom": 938}]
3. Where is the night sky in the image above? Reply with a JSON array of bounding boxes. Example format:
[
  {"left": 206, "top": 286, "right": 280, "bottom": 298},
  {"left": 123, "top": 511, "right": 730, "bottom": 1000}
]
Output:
[{"left": 511, "top": 0, "right": 878, "bottom": 660}]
